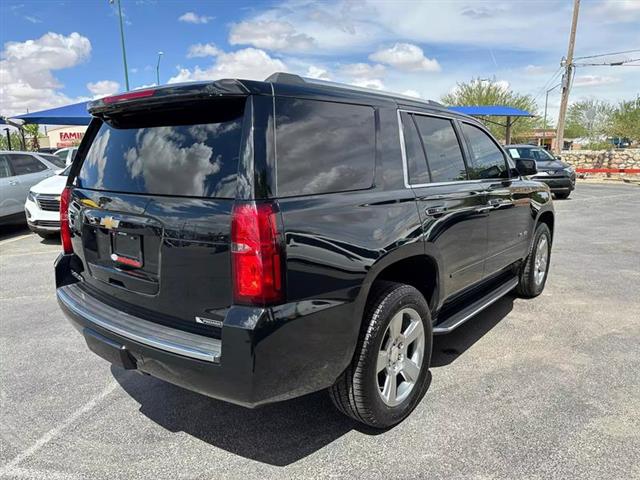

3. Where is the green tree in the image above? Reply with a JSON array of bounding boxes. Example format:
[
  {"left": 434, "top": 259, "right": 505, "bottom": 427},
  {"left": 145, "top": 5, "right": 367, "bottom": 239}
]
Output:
[
  {"left": 22, "top": 124, "right": 41, "bottom": 151},
  {"left": 0, "top": 130, "right": 23, "bottom": 151},
  {"left": 441, "top": 77, "right": 538, "bottom": 141},
  {"left": 564, "top": 99, "right": 613, "bottom": 140},
  {"left": 607, "top": 98, "right": 640, "bottom": 143}
]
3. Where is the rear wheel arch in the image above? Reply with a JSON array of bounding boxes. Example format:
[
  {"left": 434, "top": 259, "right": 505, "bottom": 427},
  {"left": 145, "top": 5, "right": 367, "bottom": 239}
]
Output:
[
  {"left": 537, "top": 210, "right": 554, "bottom": 241},
  {"left": 354, "top": 249, "right": 443, "bottom": 333}
]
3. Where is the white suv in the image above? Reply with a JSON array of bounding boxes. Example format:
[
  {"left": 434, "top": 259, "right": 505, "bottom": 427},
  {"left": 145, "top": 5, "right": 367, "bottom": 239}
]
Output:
[
  {"left": 24, "top": 165, "right": 70, "bottom": 237},
  {"left": 53, "top": 147, "right": 78, "bottom": 166}
]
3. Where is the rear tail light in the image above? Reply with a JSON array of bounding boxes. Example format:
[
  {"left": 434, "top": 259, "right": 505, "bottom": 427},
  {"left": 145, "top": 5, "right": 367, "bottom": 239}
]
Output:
[
  {"left": 231, "top": 202, "right": 284, "bottom": 306},
  {"left": 60, "top": 186, "right": 73, "bottom": 254}
]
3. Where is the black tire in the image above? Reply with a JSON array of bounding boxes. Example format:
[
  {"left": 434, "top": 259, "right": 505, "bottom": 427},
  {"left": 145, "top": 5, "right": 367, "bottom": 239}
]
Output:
[
  {"left": 329, "top": 281, "right": 433, "bottom": 428},
  {"left": 516, "top": 223, "right": 552, "bottom": 298},
  {"left": 554, "top": 192, "right": 570, "bottom": 199}
]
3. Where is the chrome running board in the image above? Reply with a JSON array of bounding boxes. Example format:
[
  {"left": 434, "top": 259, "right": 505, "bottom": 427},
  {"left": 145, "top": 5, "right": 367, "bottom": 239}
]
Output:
[{"left": 433, "top": 277, "right": 518, "bottom": 335}]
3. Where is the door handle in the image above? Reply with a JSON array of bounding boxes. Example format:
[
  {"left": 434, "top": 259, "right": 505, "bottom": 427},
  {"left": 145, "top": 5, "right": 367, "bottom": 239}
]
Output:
[
  {"left": 425, "top": 205, "right": 447, "bottom": 216},
  {"left": 487, "top": 198, "right": 514, "bottom": 208},
  {"left": 9, "top": 180, "right": 18, "bottom": 185}
]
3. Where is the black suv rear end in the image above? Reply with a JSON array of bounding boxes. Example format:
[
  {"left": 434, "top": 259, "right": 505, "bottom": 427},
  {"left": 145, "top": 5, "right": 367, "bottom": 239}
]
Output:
[{"left": 56, "top": 74, "right": 554, "bottom": 428}]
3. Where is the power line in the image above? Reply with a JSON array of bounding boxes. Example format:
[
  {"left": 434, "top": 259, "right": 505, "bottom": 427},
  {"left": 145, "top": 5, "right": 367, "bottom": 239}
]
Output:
[
  {"left": 532, "top": 66, "right": 563, "bottom": 103},
  {"left": 574, "top": 57, "right": 640, "bottom": 66},
  {"left": 574, "top": 49, "right": 640, "bottom": 60}
]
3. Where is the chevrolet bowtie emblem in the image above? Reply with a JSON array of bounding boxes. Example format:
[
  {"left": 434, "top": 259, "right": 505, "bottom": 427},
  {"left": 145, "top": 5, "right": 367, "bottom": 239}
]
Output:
[{"left": 100, "top": 216, "right": 120, "bottom": 230}]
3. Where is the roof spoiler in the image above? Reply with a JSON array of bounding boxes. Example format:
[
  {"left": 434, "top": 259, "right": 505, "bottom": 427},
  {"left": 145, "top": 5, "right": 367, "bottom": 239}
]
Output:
[{"left": 88, "top": 79, "right": 250, "bottom": 116}]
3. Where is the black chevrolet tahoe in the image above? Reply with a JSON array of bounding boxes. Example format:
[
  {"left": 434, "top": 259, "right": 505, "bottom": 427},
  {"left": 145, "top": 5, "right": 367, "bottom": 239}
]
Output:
[{"left": 55, "top": 73, "right": 554, "bottom": 428}]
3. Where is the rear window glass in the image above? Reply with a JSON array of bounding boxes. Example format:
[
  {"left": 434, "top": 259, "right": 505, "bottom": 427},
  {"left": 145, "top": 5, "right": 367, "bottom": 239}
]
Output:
[
  {"left": 41, "top": 154, "right": 66, "bottom": 168},
  {"left": 275, "top": 98, "right": 375, "bottom": 197},
  {"left": 77, "top": 103, "right": 244, "bottom": 198}
]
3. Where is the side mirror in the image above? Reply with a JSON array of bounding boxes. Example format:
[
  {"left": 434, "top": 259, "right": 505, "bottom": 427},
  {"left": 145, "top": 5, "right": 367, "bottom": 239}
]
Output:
[{"left": 516, "top": 158, "right": 537, "bottom": 176}]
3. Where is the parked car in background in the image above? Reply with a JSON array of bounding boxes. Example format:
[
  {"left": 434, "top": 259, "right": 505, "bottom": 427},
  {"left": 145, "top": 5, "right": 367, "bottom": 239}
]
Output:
[
  {"left": 38, "top": 147, "right": 58, "bottom": 155},
  {"left": 53, "top": 146, "right": 78, "bottom": 166},
  {"left": 37, "top": 152, "right": 67, "bottom": 169},
  {"left": 0, "top": 151, "right": 60, "bottom": 226},
  {"left": 506, "top": 145, "right": 576, "bottom": 199},
  {"left": 25, "top": 165, "right": 70, "bottom": 237},
  {"left": 55, "top": 74, "right": 554, "bottom": 428}
]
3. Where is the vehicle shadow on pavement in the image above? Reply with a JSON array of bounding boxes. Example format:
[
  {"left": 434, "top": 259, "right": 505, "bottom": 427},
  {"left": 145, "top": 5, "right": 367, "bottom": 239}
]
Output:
[
  {"left": 110, "top": 295, "right": 513, "bottom": 465},
  {"left": 0, "top": 223, "right": 30, "bottom": 241},
  {"left": 431, "top": 294, "right": 514, "bottom": 367},
  {"left": 112, "top": 366, "right": 364, "bottom": 466}
]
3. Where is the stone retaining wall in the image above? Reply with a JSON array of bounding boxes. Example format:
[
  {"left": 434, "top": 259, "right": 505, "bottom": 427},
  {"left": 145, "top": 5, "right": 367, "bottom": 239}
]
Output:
[{"left": 561, "top": 149, "right": 640, "bottom": 177}]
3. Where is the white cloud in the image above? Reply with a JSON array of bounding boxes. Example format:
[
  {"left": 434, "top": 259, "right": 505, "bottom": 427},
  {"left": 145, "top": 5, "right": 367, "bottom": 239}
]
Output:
[
  {"left": 369, "top": 43, "right": 440, "bottom": 72},
  {"left": 178, "top": 12, "right": 214, "bottom": 24},
  {"left": 229, "top": 20, "right": 315, "bottom": 52},
  {"left": 169, "top": 48, "right": 286, "bottom": 83},
  {"left": 187, "top": 43, "right": 221, "bottom": 58},
  {"left": 305, "top": 65, "right": 331, "bottom": 80},
  {"left": 595, "top": 0, "right": 640, "bottom": 22},
  {"left": 86, "top": 80, "right": 120, "bottom": 98},
  {"left": 350, "top": 78, "right": 385, "bottom": 90},
  {"left": 0, "top": 32, "right": 91, "bottom": 116},
  {"left": 524, "top": 65, "right": 546, "bottom": 75},
  {"left": 339, "top": 63, "right": 385, "bottom": 78},
  {"left": 402, "top": 89, "right": 421, "bottom": 98},
  {"left": 573, "top": 75, "right": 621, "bottom": 87}
]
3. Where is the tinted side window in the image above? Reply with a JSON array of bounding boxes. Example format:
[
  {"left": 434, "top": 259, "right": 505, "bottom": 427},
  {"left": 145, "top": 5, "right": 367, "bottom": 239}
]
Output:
[
  {"left": 8, "top": 154, "right": 48, "bottom": 175},
  {"left": 0, "top": 157, "right": 12, "bottom": 178},
  {"left": 461, "top": 123, "right": 508, "bottom": 179},
  {"left": 275, "top": 98, "right": 375, "bottom": 197},
  {"left": 55, "top": 150, "right": 68, "bottom": 162},
  {"left": 400, "top": 112, "right": 430, "bottom": 185},
  {"left": 413, "top": 116, "right": 467, "bottom": 183}
]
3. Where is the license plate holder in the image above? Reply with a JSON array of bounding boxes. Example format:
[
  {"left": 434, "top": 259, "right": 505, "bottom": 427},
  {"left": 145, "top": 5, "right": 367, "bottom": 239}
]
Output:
[{"left": 111, "top": 232, "right": 143, "bottom": 268}]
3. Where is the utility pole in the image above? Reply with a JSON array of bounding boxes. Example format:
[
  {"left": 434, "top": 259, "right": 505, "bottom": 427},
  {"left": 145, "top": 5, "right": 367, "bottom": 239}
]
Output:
[
  {"left": 555, "top": 0, "right": 580, "bottom": 154},
  {"left": 110, "top": 0, "right": 130, "bottom": 91}
]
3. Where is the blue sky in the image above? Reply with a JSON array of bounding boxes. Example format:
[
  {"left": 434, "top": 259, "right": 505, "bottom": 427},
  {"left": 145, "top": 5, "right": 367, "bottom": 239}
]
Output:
[{"left": 1, "top": 0, "right": 638, "bottom": 120}]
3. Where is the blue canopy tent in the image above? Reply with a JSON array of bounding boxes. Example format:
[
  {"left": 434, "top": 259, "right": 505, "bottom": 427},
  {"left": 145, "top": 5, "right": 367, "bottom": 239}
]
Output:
[
  {"left": 448, "top": 105, "right": 534, "bottom": 144},
  {"left": 12, "top": 101, "right": 91, "bottom": 126}
]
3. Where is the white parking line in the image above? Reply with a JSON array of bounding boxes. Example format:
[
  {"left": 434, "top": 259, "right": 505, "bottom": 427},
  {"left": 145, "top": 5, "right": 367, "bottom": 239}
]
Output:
[
  {"left": 0, "top": 466, "right": 81, "bottom": 479},
  {"left": 0, "top": 234, "right": 32, "bottom": 247},
  {"left": 0, "top": 250, "right": 57, "bottom": 259},
  {"left": 0, "top": 381, "right": 119, "bottom": 477}
]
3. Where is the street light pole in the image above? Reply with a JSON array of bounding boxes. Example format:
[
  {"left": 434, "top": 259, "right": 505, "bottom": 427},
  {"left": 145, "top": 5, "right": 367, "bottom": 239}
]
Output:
[
  {"left": 4, "top": 128, "right": 12, "bottom": 151},
  {"left": 156, "top": 51, "right": 164, "bottom": 86},
  {"left": 110, "top": 0, "right": 130, "bottom": 91},
  {"left": 543, "top": 84, "right": 561, "bottom": 148}
]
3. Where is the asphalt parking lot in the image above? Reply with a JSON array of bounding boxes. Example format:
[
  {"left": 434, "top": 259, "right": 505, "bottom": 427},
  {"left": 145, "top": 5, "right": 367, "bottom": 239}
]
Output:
[{"left": 1, "top": 182, "right": 639, "bottom": 480}]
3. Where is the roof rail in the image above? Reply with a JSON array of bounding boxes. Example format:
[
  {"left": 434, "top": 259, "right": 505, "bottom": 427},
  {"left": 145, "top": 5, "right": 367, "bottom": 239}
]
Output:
[{"left": 264, "top": 72, "right": 444, "bottom": 107}]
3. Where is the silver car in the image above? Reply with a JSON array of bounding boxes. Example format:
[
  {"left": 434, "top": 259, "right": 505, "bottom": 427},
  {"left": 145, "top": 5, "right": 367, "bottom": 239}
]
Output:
[{"left": 0, "top": 151, "right": 61, "bottom": 226}]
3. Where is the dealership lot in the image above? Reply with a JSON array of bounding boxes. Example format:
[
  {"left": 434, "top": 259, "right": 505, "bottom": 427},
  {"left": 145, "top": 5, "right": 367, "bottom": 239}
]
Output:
[{"left": 1, "top": 183, "right": 639, "bottom": 480}]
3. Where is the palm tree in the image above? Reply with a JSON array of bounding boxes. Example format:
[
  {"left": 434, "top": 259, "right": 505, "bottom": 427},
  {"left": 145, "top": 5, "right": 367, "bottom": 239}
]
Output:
[{"left": 22, "top": 124, "right": 40, "bottom": 151}]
